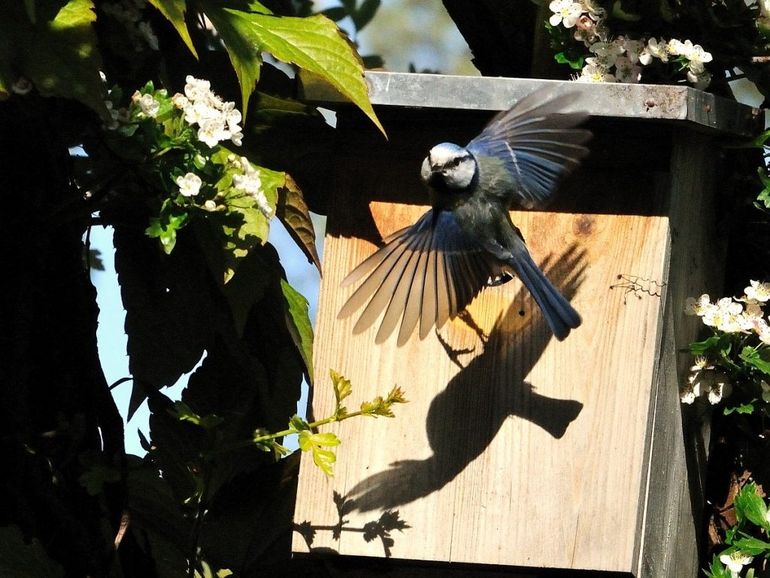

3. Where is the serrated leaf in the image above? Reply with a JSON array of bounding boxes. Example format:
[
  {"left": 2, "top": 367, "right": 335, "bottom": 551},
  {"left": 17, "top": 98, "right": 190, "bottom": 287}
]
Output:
[
  {"left": 330, "top": 369, "right": 352, "bottom": 404},
  {"left": 740, "top": 346, "right": 770, "bottom": 375},
  {"left": 289, "top": 414, "right": 310, "bottom": 432},
  {"left": 205, "top": 6, "right": 383, "bottom": 134},
  {"left": 281, "top": 278, "right": 314, "bottom": 383},
  {"left": 732, "top": 535, "right": 770, "bottom": 556},
  {"left": 312, "top": 447, "right": 336, "bottom": 476},
  {"left": 276, "top": 173, "right": 321, "bottom": 273},
  {"left": 147, "top": 0, "right": 198, "bottom": 58},
  {"left": 200, "top": 1, "right": 263, "bottom": 119},
  {"left": 0, "top": 1, "right": 107, "bottom": 116},
  {"left": 724, "top": 400, "right": 757, "bottom": 415},
  {"left": 309, "top": 432, "right": 341, "bottom": 447},
  {"left": 735, "top": 483, "right": 770, "bottom": 529}
]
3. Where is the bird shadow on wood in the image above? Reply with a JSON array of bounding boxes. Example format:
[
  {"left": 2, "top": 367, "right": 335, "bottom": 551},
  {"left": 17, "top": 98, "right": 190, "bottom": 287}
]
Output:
[{"left": 346, "top": 244, "right": 587, "bottom": 513}]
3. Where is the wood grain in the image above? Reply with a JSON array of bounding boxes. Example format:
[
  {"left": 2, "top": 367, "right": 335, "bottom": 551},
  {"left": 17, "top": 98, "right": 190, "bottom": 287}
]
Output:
[{"left": 293, "top": 202, "right": 671, "bottom": 573}]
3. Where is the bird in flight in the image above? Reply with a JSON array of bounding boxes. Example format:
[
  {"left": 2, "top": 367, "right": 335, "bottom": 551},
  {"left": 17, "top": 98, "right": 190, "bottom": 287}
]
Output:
[{"left": 338, "top": 87, "right": 591, "bottom": 346}]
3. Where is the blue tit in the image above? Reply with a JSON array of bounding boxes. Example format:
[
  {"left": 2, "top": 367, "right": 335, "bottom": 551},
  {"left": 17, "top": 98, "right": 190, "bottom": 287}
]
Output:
[{"left": 338, "top": 88, "right": 591, "bottom": 346}]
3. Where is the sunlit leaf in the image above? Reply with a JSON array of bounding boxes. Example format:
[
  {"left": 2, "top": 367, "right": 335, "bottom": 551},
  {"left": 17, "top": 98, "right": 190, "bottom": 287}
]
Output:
[
  {"left": 147, "top": 0, "right": 198, "bottom": 58},
  {"left": 330, "top": 369, "right": 352, "bottom": 404},
  {"left": 281, "top": 278, "right": 314, "bottom": 383},
  {"left": 200, "top": 4, "right": 383, "bottom": 133}
]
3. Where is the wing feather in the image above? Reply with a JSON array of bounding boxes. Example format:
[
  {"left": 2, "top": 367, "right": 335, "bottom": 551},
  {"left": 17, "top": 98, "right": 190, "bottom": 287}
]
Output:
[
  {"left": 339, "top": 209, "right": 495, "bottom": 345},
  {"left": 467, "top": 87, "right": 591, "bottom": 208}
]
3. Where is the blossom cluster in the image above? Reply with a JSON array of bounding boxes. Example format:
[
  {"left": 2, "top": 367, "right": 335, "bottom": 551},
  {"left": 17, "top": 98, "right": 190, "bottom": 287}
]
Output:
[
  {"left": 231, "top": 155, "right": 272, "bottom": 218},
  {"left": 118, "top": 77, "right": 270, "bottom": 234},
  {"left": 548, "top": 0, "right": 713, "bottom": 88},
  {"left": 685, "top": 281, "right": 770, "bottom": 340},
  {"left": 171, "top": 76, "right": 243, "bottom": 148},
  {"left": 680, "top": 356, "right": 731, "bottom": 405},
  {"left": 681, "top": 281, "right": 770, "bottom": 405}
]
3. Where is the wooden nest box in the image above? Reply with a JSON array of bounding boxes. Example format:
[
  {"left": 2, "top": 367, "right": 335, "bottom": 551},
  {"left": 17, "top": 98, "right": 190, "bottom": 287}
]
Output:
[{"left": 292, "top": 73, "right": 762, "bottom": 577}]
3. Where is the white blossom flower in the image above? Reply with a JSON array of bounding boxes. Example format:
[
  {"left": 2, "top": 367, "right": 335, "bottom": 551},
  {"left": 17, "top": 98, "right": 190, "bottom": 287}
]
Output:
[
  {"left": 231, "top": 157, "right": 272, "bottom": 217},
  {"left": 685, "top": 294, "right": 712, "bottom": 316},
  {"left": 759, "top": 324, "right": 770, "bottom": 345},
  {"left": 253, "top": 190, "right": 272, "bottom": 217},
  {"left": 667, "top": 38, "right": 688, "bottom": 56},
  {"left": 203, "top": 200, "right": 218, "bottom": 212},
  {"left": 615, "top": 36, "right": 644, "bottom": 64},
  {"left": 685, "top": 43, "right": 713, "bottom": 73},
  {"left": 641, "top": 37, "right": 669, "bottom": 64},
  {"left": 132, "top": 91, "right": 160, "bottom": 117},
  {"left": 176, "top": 172, "right": 202, "bottom": 197},
  {"left": 720, "top": 550, "right": 753, "bottom": 577},
  {"left": 745, "top": 280, "right": 770, "bottom": 303},
  {"left": 588, "top": 41, "right": 624, "bottom": 67},
  {"left": 680, "top": 385, "right": 697, "bottom": 404},
  {"left": 549, "top": 0, "right": 584, "bottom": 28},
  {"left": 577, "top": 61, "right": 617, "bottom": 83},
  {"left": 707, "top": 378, "right": 731, "bottom": 405},
  {"left": 701, "top": 298, "right": 746, "bottom": 333},
  {"left": 175, "top": 76, "right": 244, "bottom": 147},
  {"left": 171, "top": 93, "right": 189, "bottom": 110},
  {"left": 614, "top": 56, "right": 641, "bottom": 83}
]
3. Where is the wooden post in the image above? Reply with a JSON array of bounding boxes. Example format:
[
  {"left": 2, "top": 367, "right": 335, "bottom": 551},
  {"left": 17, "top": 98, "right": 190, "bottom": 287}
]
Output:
[{"left": 292, "top": 73, "right": 762, "bottom": 576}]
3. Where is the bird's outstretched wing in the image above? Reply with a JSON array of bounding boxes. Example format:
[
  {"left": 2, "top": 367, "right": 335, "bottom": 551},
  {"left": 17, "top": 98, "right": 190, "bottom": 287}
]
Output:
[
  {"left": 338, "top": 209, "right": 499, "bottom": 346},
  {"left": 467, "top": 88, "right": 591, "bottom": 209}
]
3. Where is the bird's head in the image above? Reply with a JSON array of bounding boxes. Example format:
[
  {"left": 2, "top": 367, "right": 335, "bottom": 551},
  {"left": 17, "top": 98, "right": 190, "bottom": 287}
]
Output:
[{"left": 420, "top": 142, "right": 477, "bottom": 193}]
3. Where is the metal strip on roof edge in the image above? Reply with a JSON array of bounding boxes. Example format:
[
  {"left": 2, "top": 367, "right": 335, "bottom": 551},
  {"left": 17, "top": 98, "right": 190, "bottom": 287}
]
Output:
[{"left": 298, "top": 70, "right": 763, "bottom": 137}]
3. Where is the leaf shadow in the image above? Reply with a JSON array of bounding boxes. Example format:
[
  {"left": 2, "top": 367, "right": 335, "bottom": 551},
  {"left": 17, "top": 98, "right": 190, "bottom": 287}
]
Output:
[
  {"left": 346, "top": 244, "right": 587, "bottom": 512},
  {"left": 293, "top": 491, "right": 410, "bottom": 558}
]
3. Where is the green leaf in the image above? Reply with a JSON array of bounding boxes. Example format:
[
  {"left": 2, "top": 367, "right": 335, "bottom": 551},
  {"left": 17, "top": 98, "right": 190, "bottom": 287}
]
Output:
[
  {"left": 0, "top": 1, "right": 106, "bottom": 116},
  {"left": 732, "top": 535, "right": 770, "bottom": 556},
  {"left": 724, "top": 400, "right": 757, "bottom": 415},
  {"left": 554, "top": 51, "right": 585, "bottom": 70},
  {"left": 703, "top": 553, "right": 730, "bottom": 578},
  {"left": 330, "top": 369, "right": 352, "bottom": 404},
  {"left": 312, "top": 446, "right": 337, "bottom": 476},
  {"left": 288, "top": 414, "right": 310, "bottom": 432},
  {"left": 740, "top": 346, "right": 770, "bottom": 375},
  {"left": 147, "top": 0, "right": 198, "bottom": 58},
  {"left": 275, "top": 174, "right": 321, "bottom": 273},
  {"left": 735, "top": 483, "right": 770, "bottom": 530},
  {"left": 218, "top": 163, "right": 279, "bottom": 282},
  {"left": 203, "top": 5, "right": 384, "bottom": 134},
  {"left": 281, "top": 278, "right": 314, "bottom": 383},
  {"left": 690, "top": 334, "right": 729, "bottom": 356},
  {"left": 200, "top": 1, "right": 263, "bottom": 119}
]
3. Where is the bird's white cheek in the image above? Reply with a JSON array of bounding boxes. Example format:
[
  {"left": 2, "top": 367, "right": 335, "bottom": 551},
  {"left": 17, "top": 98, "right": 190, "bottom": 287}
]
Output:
[
  {"left": 447, "top": 163, "right": 475, "bottom": 189},
  {"left": 420, "top": 157, "right": 431, "bottom": 183}
]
